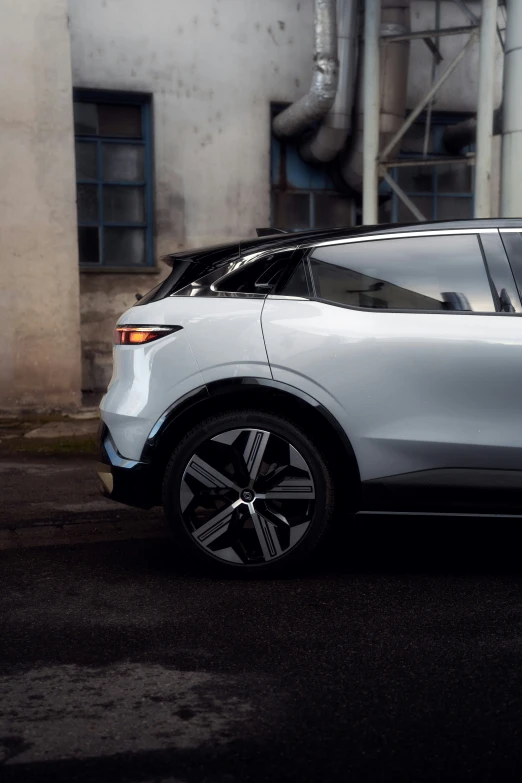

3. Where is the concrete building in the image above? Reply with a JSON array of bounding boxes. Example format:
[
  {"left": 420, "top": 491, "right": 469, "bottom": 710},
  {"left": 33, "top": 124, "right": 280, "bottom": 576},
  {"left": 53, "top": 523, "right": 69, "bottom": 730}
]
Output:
[{"left": 0, "top": 0, "right": 506, "bottom": 410}]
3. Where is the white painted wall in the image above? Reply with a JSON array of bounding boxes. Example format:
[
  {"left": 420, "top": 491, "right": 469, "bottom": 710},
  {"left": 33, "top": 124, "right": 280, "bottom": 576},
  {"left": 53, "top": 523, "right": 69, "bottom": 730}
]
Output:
[{"left": 0, "top": 0, "right": 81, "bottom": 410}]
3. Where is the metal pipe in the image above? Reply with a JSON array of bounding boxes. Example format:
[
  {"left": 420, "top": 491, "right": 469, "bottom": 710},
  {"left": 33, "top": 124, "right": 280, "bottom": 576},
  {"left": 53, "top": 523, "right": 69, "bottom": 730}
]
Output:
[
  {"left": 341, "top": 1, "right": 410, "bottom": 197},
  {"left": 442, "top": 107, "right": 502, "bottom": 154},
  {"left": 273, "top": 0, "right": 338, "bottom": 138},
  {"left": 500, "top": 0, "right": 522, "bottom": 217},
  {"left": 299, "top": 0, "right": 358, "bottom": 164},
  {"left": 362, "top": 0, "right": 381, "bottom": 224},
  {"left": 475, "top": 0, "right": 498, "bottom": 218}
]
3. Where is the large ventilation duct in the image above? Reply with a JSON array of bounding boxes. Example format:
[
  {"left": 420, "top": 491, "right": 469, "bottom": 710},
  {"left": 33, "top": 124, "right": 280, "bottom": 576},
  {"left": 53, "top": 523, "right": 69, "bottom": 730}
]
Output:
[
  {"left": 341, "top": 0, "right": 411, "bottom": 192},
  {"left": 443, "top": 110, "right": 502, "bottom": 155},
  {"left": 299, "top": 0, "right": 359, "bottom": 164},
  {"left": 273, "top": 0, "right": 338, "bottom": 138}
]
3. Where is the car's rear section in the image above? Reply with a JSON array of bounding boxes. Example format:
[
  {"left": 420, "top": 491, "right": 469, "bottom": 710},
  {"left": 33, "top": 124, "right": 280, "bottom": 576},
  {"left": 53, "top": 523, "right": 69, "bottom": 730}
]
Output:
[
  {"left": 97, "top": 230, "right": 348, "bottom": 573},
  {"left": 98, "top": 238, "right": 276, "bottom": 505}
]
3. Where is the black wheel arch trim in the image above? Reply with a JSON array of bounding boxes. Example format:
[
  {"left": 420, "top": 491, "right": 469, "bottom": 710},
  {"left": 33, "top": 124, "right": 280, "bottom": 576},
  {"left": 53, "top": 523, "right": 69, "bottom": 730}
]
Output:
[{"left": 140, "top": 377, "right": 361, "bottom": 485}]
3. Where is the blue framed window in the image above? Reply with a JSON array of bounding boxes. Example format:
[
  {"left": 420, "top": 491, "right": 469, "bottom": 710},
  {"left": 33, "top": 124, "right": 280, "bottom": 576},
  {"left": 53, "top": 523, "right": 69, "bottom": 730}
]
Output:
[
  {"left": 380, "top": 111, "right": 475, "bottom": 223},
  {"left": 270, "top": 105, "right": 354, "bottom": 231},
  {"left": 73, "top": 89, "right": 153, "bottom": 268}
]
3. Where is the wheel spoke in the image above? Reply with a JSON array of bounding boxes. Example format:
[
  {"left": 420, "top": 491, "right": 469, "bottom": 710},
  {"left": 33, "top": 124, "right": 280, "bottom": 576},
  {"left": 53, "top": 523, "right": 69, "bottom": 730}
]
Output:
[
  {"left": 250, "top": 509, "right": 284, "bottom": 560},
  {"left": 259, "top": 506, "right": 290, "bottom": 528},
  {"left": 243, "top": 430, "right": 270, "bottom": 481},
  {"left": 185, "top": 455, "right": 240, "bottom": 492},
  {"left": 261, "top": 477, "right": 315, "bottom": 500},
  {"left": 192, "top": 500, "right": 242, "bottom": 547}
]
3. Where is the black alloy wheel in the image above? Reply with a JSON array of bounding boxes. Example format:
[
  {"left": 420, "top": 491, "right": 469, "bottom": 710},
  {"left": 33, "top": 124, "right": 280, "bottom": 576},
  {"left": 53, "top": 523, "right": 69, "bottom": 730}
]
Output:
[{"left": 163, "top": 410, "right": 335, "bottom": 574}]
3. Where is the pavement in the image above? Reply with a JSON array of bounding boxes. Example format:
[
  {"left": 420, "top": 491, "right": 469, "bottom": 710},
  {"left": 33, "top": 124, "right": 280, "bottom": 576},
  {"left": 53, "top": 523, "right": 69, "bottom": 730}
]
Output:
[
  {"left": 1, "top": 453, "right": 522, "bottom": 781},
  {"left": 0, "top": 456, "right": 165, "bottom": 548}
]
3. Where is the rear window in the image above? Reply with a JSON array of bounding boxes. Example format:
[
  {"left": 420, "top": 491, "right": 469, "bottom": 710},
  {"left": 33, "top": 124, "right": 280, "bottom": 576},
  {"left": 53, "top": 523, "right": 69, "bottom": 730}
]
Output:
[{"left": 308, "top": 234, "right": 496, "bottom": 312}]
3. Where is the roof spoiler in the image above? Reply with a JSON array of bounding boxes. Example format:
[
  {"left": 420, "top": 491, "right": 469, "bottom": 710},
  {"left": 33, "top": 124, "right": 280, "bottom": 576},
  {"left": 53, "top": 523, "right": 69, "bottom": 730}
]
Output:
[{"left": 256, "top": 227, "right": 288, "bottom": 237}]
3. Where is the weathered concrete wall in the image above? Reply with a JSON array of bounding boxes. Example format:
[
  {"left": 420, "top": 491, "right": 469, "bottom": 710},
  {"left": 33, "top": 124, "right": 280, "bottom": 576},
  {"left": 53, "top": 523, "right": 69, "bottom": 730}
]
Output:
[
  {"left": 0, "top": 0, "right": 82, "bottom": 409},
  {"left": 69, "top": 0, "right": 315, "bottom": 390}
]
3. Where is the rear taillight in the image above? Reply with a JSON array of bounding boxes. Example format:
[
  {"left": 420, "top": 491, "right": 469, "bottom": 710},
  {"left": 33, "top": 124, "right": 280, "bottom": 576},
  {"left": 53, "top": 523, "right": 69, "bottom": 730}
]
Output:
[{"left": 114, "top": 325, "right": 180, "bottom": 346}]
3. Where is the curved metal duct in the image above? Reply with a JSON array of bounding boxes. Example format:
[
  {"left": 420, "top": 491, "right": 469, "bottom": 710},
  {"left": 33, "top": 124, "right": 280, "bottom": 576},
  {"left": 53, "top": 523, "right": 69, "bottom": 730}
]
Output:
[
  {"left": 299, "top": 0, "right": 359, "bottom": 164},
  {"left": 273, "top": 0, "right": 338, "bottom": 138},
  {"left": 443, "top": 108, "right": 503, "bottom": 155},
  {"left": 341, "top": 0, "right": 411, "bottom": 192}
]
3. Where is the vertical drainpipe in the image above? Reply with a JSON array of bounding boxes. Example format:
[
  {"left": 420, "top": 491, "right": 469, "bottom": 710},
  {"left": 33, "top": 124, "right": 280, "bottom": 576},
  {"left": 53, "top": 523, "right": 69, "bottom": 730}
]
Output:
[
  {"left": 362, "top": 0, "right": 381, "bottom": 225},
  {"left": 475, "top": 0, "right": 498, "bottom": 218},
  {"left": 500, "top": 0, "right": 522, "bottom": 217}
]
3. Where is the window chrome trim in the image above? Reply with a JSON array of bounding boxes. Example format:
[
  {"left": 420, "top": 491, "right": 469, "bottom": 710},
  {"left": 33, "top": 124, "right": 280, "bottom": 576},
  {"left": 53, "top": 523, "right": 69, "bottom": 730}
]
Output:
[
  {"left": 498, "top": 228, "right": 522, "bottom": 233},
  {"left": 299, "top": 297, "right": 521, "bottom": 316},
  {"left": 266, "top": 294, "right": 309, "bottom": 301},
  {"left": 305, "top": 228, "right": 498, "bottom": 250}
]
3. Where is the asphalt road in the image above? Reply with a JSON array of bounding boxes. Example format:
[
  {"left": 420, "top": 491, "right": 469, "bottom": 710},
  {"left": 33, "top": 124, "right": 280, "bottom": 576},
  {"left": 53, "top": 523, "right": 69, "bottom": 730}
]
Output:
[{"left": 1, "top": 519, "right": 522, "bottom": 783}]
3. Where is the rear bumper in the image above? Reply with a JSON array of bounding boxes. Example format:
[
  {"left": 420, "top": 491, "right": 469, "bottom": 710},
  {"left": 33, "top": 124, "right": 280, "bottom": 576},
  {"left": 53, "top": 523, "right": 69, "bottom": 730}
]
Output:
[{"left": 97, "top": 423, "right": 159, "bottom": 509}]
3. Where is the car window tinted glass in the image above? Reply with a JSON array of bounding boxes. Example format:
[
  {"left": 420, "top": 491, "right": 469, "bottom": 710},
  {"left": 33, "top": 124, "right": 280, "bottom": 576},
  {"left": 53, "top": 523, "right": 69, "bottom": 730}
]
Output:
[
  {"left": 282, "top": 261, "right": 309, "bottom": 297},
  {"left": 309, "top": 235, "right": 495, "bottom": 312}
]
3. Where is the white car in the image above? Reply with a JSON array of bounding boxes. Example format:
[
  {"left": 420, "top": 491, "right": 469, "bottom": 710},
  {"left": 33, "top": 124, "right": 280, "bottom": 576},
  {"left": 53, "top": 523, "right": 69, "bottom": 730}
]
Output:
[{"left": 98, "top": 219, "right": 522, "bottom": 574}]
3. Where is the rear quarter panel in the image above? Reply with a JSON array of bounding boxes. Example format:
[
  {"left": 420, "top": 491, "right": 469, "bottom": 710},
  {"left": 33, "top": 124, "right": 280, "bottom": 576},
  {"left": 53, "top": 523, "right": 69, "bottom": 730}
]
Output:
[{"left": 101, "top": 296, "right": 271, "bottom": 459}]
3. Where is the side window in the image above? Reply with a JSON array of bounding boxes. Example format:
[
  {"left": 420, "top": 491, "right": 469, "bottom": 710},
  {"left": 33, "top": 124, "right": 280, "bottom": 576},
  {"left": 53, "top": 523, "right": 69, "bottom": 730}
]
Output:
[
  {"left": 282, "top": 261, "right": 310, "bottom": 297},
  {"left": 308, "top": 235, "right": 496, "bottom": 312},
  {"left": 214, "top": 250, "right": 295, "bottom": 294}
]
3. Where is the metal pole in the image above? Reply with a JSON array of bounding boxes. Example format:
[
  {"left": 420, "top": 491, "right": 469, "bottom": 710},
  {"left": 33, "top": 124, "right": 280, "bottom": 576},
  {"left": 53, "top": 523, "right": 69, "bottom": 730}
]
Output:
[
  {"left": 475, "top": 0, "right": 498, "bottom": 217},
  {"left": 362, "top": 0, "right": 381, "bottom": 225},
  {"left": 500, "top": 0, "right": 522, "bottom": 216}
]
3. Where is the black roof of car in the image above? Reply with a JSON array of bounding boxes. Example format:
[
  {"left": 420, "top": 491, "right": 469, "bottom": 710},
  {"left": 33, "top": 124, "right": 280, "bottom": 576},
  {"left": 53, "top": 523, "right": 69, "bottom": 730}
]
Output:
[
  {"left": 165, "top": 218, "right": 522, "bottom": 267},
  {"left": 161, "top": 219, "right": 522, "bottom": 294}
]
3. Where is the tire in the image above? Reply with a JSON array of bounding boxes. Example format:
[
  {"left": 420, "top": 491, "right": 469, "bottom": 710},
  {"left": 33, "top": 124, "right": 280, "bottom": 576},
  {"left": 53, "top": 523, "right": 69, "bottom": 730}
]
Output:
[{"left": 162, "top": 409, "right": 336, "bottom": 576}]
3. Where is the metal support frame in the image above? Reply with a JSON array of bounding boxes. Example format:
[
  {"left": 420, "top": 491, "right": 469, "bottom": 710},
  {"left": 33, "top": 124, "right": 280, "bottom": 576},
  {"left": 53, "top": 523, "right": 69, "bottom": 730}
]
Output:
[
  {"left": 378, "top": 166, "right": 427, "bottom": 220},
  {"left": 379, "top": 29, "right": 478, "bottom": 163},
  {"left": 362, "top": 0, "right": 381, "bottom": 225},
  {"left": 362, "top": 0, "right": 497, "bottom": 224}
]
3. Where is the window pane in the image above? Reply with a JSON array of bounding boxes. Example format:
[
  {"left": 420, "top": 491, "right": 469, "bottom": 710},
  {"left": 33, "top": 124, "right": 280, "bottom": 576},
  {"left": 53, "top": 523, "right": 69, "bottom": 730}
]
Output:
[
  {"left": 272, "top": 192, "right": 310, "bottom": 231},
  {"left": 437, "top": 163, "right": 472, "bottom": 193},
  {"left": 397, "top": 196, "right": 434, "bottom": 222},
  {"left": 314, "top": 194, "right": 352, "bottom": 229},
  {"left": 309, "top": 235, "right": 495, "bottom": 312},
  {"left": 78, "top": 227, "right": 99, "bottom": 264},
  {"left": 104, "top": 228, "right": 146, "bottom": 266},
  {"left": 77, "top": 184, "right": 99, "bottom": 222},
  {"left": 75, "top": 142, "right": 97, "bottom": 180},
  {"left": 397, "top": 166, "right": 435, "bottom": 193},
  {"left": 103, "top": 186, "right": 145, "bottom": 223},
  {"left": 102, "top": 144, "right": 144, "bottom": 182},
  {"left": 74, "top": 102, "right": 97, "bottom": 135},
  {"left": 98, "top": 104, "right": 142, "bottom": 138}
]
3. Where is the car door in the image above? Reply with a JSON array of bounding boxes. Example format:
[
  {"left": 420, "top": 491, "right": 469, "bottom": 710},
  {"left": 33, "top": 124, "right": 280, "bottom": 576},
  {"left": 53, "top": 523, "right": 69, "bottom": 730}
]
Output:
[{"left": 262, "top": 228, "right": 522, "bottom": 512}]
